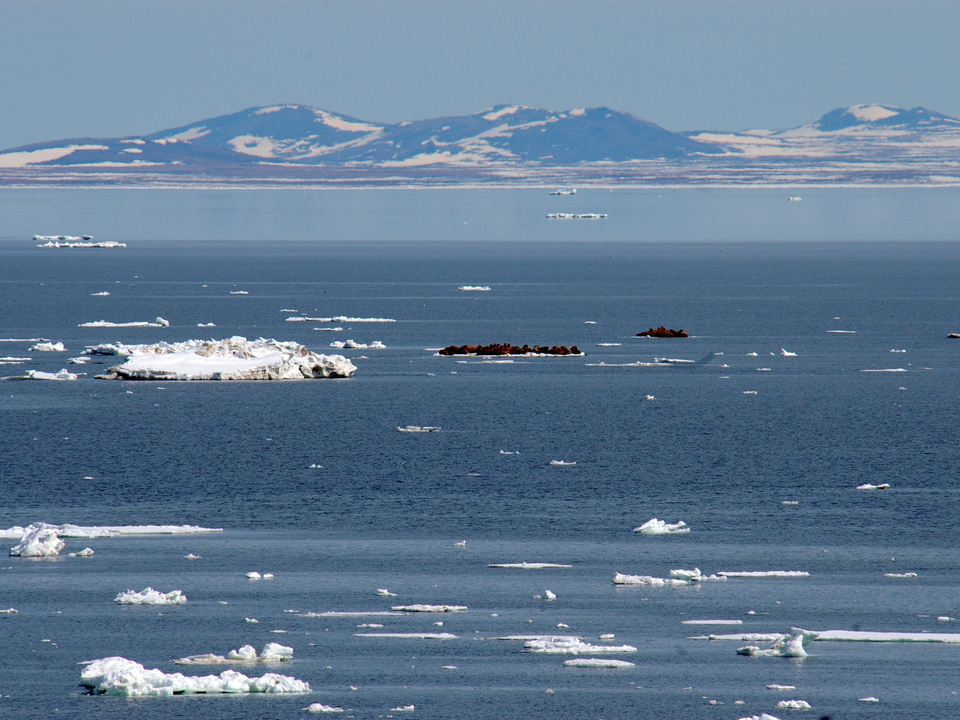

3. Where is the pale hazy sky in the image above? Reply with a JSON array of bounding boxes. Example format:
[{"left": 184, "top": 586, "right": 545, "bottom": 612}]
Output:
[{"left": 2, "top": 0, "right": 958, "bottom": 150}]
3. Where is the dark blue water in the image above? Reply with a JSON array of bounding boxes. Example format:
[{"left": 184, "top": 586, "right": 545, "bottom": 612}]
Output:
[{"left": 2, "top": 237, "right": 960, "bottom": 720}]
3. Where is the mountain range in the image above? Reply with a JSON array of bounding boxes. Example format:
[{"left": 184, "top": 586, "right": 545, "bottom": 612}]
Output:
[{"left": 1, "top": 103, "right": 957, "bottom": 186}]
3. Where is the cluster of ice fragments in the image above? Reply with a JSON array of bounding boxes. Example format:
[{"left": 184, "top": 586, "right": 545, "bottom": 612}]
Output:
[
  {"left": 521, "top": 636, "right": 637, "bottom": 654},
  {"left": 79, "top": 657, "right": 309, "bottom": 696},
  {"left": 174, "top": 643, "right": 292, "bottom": 665},
  {"left": 613, "top": 568, "right": 726, "bottom": 586},
  {"left": 87, "top": 337, "right": 356, "bottom": 380},
  {"left": 115, "top": 588, "right": 186, "bottom": 605}
]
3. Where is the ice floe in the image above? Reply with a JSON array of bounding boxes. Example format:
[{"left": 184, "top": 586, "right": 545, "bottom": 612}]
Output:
[
  {"left": 1, "top": 523, "right": 221, "bottom": 539},
  {"left": 329, "top": 340, "right": 385, "bottom": 349},
  {"left": 613, "top": 573, "right": 692, "bottom": 587},
  {"left": 776, "top": 700, "right": 811, "bottom": 710},
  {"left": 114, "top": 588, "right": 186, "bottom": 605},
  {"left": 305, "top": 703, "right": 344, "bottom": 713},
  {"left": 633, "top": 518, "right": 689, "bottom": 535},
  {"left": 317, "top": 316, "right": 395, "bottom": 323},
  {"left": 563, "top": 658, "right": 634, "bottom": 668},
  {"left": 860, "top": 368, "right": 906, "bottom": 372},
  {"left": 719, "top": 571, "right": 809, "bottom": 578},
  {"left": 355, "top": 632, "right": 458, "bottom": 639},
  {"left": 859, "top": 696, "right": 880, "bottom": 702},
  {"left": 857, "top": 483, "right": 890, "bottom": 490},
  {"left": 780, "top": 348, "right": 797, "bottom": 356},
  {"left": 682, "top": 619, "right": 742, "bottom": 625},
  {"left": 596, "top": 342, "right": 621, "bottom": 346},
  {"left": 549, "top": 460, "right": 576, "bottom": 466},
  {"left": 79, "top": 318, "right": 169, "bottom": 328},
  {"left": 884, "top": 572, "right": 917, "bottom": 578},
  {"left": 1, "top": 368, "right": 78, "bottom": 381},
  {"left": 68, "top": 547, "right": 94, "bottom": 557},
  {"left": 229, "top": 291, "right": 248, "bottom": 295},
  {"left": 377, "top": 589, "right": 397, "bottom": 597},
  {"left": 397, "top": 426, "right": 440, "bottom": 432},
  {"left": 767, "top": 684, "right": 796, "bottom": 691},
  {"left": 458, "top": 286, "right": 491, "bottom": 291},
  {"left": 93, "top": 337, "right": 356, "bottom": 380},
  {"left": 522, "top": 636, "right": 637, "bottom": 654},
  {"left": 0, "top": 608, "right": 17, "bottom": 614},
  {"left": 298, "top": 611, "right": 404, "bottom": 618},
  {"left": 390, "top": 705, "right": 415, "bottom": 712},
  {"left": 29, "top": 341, "right": 65, "bottom": 352},
  {"left": 9, "top": 523, "right": 65, "bottom": 556},
  {"left": 391, "top": 604, "right": 467, "bottom": 612},
  {"left": 813, "top": 630, "right": 960, "bottom": 643},
  {"left": 174, "top": 643, "right": 292, "bottom": 665},
  {"left": 737, "top": 630, "right": 816, "bottom": 658},
  {"left": 488, "top": 562, "right": 572, "bottom": 569},
  {"left": 246, "top": 571, "right": 273, "bottom": 580},
  {"left": 79, "top": 656, "right": 309, "bottom": 696},
  {"left": 546, "top": 213, "right": 607, "bottom": 219}
]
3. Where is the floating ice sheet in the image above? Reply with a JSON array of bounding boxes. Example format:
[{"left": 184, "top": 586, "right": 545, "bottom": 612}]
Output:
[
  {"left": 114, "top": 588, "right": 186, "bottom": 605},
  {"left": 613, "top": 573, "right": 690, "bottom": 587},
  {"left": 719, "top": 571, "right": 809, "bottom": 578},
  {"left": 563, "top": 658, "right": 634, "bottom": 668},
  {"left": 737, "top": 630, "right": 817, "bottom": 658},
  {"left": 80, "top": 318, "right": 169, "bottom": 328},
  {"left": 776, "top": 700, "right": 811, "bottom": 710},
  {"left": 398, "top": 425, "right": 440, "bottom": 432},
  {"left": 79, "top": 657, "right": 309, "bottom": 696},
  {"left": 95, "top": 337, "right": 356, "bottom": 380},
  {"left": 549, "top": 460, "right": 576, "bottom": 466},
  {"left": 317, "top": 316, "right": 395, "bottom": 323},
  {"left": 305, "top": 704, "right": 344, "bottom": 713},
  {"left": 633, "top": 518, "right": 689, "bottom": 535},
  {"left": 29, "top": 341, "right": 65, "bottom": 352},
  {"left": 355, "top": 633, "right": 458, "bottom": 639},
  {"left": 682, "top": 619, "right": 742, "bottom": 625},
  {"left": 488, "top": 562, "right": 572, "bottom": 569},
  {"left": 1, "top": 368, "right": 78, "bottom": 381},
  {"left": 458, "top": 286, "right": 491, "bottom": 291},
  {"left": 391, "top": 604, "right": 466, "bottom": 613},
  {"left": 329, "top": 340, "right": 385, "bottom": 349},
  {"left": 174, "top": 643, "right": 293, "bottom": 665},
  {"left": 0, "top": 523, "right": 222, "bottom": 539},
  {"left": 297, "top": 611, "right": 404, "bottom": 618},
  {"left": 813, "top": 630, "right": 960, "bottom": 643},
  {"left": 523, "top": 636, "right": 636, "bottom": 654}
]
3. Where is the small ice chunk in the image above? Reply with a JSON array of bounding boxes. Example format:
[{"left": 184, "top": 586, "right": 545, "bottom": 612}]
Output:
[
  {"left": 355, "top": 633, "right": 457, "bottom": 639},
  {"left": 857, "top": 483, "right": 890, "bottom": 490},
  {"left": 397, "top": 426, "right": 440, "bottom": 432},
  {"left": 245, "top": 618, "right": 258, "bottom": 623},
  {"left": 613, "top": 573, "right": 690, "bottom": 587},
  {"left": 682, "top": 619, "right": 742, "bottom": 625},
  {"left": 29, "top": 342, "right": 65, "bottom": 352},
  {"left": 736, "top": 630, "right": 817, "bottom": 658},
  {"left": 524, "top": 636, "right": 636, "bottom": 654},
  {"left": 68, "top": 547, "right": 95, "bottom": 557},
  {"left": 549, "top": 460, "right": 576, "bottom": 466},
  {"left": 377, "top": 589, "right": 397, "bottom": 597},
  {"left": 767, "top": 684, "right": 796, "bottom": 690},
  {"left": 600, "top": 634, "right": 615, "bottom": 640},
  {"left": 776, "top": 700, "right": 811, "bottom": 710},
  {"left": 544, "top": 590, "right": 556, "bottom": 600},
  {"left": 114, "top": 588, "right": 186, "bottom": 605},
  {"left": 390, "top": 705, "right": 415, "bottom": 712},
  {"left": 458, "top": 286, "right": 490, "bottom": 291},
  {"left": 859, "top": 696, "right": 880, "bottom": 702},
  {"left": 247, "top": 572, "right": 261, "bottom": 579},
  {"left": 633, "top": 518, "right": 689, "bottom": 535},
  {"left": 719, "top": 571, "right": 809, "bottom": 578},
  {"left": 564, "top": 658, "right": 634, "bottom": 668},
  {"left": 780, "top": 349, "right": 797, "bottom": 356},
  {"left": 488, "top": 562, "right": 571, "bottom": 569},
  {"left": 183, "top": 554, "right": 201, "bottom": 560},
  {"left": 0, "top": 608, "right": 18, "bottom": 614},
  {"left": 305, "top": 703, "right": 344, "bottom": 712}
]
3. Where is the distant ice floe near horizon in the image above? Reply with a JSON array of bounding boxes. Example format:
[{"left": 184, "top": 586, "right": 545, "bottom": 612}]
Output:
[
  {"left": 458, "top": 285, "right": 491, "bottom": 291},
  {"left": 321, "top": 316, "right": 395, "bottom": 323},
  {"left": 391, "top": 604, "right": 467, "bottom": 613},
  {"left": 1, "top": 368, "right": 78, "bottom": 381},
  {"left": 114, "top": 588, "right": 186, "bottom": 605},
  {"left": 564, "top": 658, "right": 634, "bottom": 668},
  {"left": 329, "top": 340, "right": 385, "bottom": 349},
  {"left": 682, "top": 619, "right": 742, "bottom": 625},
  {"left": 79, "top": 656, "right": 309, "bottom": 696},
  {"left": 397, "top": 425, "right": 440, "bottom": 432},
  {"left": 780, "top": 348, "right": 797, "bottom": 356},
  {"left": 355, "top": 632, "right": 458, "bottom": 639},
  {"left": 488, "top": 562, "right": 572, "bottom": 569},
  {"left": 80, "top": 317, "right": 169, "bottom": 328},
  {"left": 857, "top": 483, "right": 890, "bottom": 490},
  {"left": 546, "top": 213, "right": 607, "bottom": 219},
  {"left": 29, "top": 341, "right": 65, "bottom": 352},
  {"left": 1, "top": 523, "right": 221, "bottom": 540},
  {"left": 91, "top": 291, "right": 110, "bottom": 296},
  {"left": 0, "top": 608, "right": 17, "bottom": 614},
  {"left": 91, "top": 337, "right": 356, "bottom": 380},
  {"left": 777, "top": 700, "right": 811, "bottom": 710},
  {"left": 549, "top": 460, "right": 576, "bottom": 466},
  {"left": 633, "top": 518, "right": 689, "bottom": 535},
  {"left": 884, "top": 572, "right": 917, "bottom": 578},
  {"left": 297, "top": 611, "right": 405, "bottom": 618},
  {"left": 35, "top": 236, "right": 126, "bottom": 249},
  {"left": 174, "top": 643, "right": 292, "bottom": 665}
]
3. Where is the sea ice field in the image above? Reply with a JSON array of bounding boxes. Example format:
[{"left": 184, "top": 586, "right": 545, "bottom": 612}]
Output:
[{"left": 1, "top": 187, "right": 960, "bottom": 720}]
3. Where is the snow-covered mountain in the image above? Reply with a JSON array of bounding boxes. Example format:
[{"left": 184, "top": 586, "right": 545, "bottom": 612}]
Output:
[{"left": 0, "top": 104, "right": 718, "bottom": 170}]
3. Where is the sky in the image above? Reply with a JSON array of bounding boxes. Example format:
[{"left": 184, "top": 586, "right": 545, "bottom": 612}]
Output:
[{"left": 2, "top": 0, "right": 959, "bottom": 150}]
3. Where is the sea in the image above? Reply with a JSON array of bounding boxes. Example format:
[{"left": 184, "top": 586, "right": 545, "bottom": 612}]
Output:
[{"left": 1, "top": 186, "right": 959, "bottom": 720}]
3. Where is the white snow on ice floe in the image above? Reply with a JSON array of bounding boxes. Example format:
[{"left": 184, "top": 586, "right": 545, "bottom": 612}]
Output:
[
  {"left": 9, "top": 523, "right": 65, "bottom": 556},
  {"left": 390, "top": 706, "right": 415, "bottom": 712},
  {"left": 633, "top": 518, "right": 689, "bottom": 535},
  {"left": 79, "top": 318, "right": 169, "bottom": 328},
  {"left": 488, "top": 562, "right": 572, "bottom": 569},
  {"left": 305, "top": 703, "right": 344, "bottom": 712},
  {"left": 459, "top": 286, "right": 491, "bottom": 291},
  {"left": 330, "top": 340, "right": 385, "bottom": 349},
  {"left": 79, "top": 656, "right": 309, "bottom": 696},
  {"left": 813, "top": 630, "right": 960, "bottom": 643},
  {"left": 780, "top": 349, "right": 797, "bottom": 356},
  {"left": 95, "top": 337, "right": 356, "bottom": 380},
  {"left": 174, "top": 643, "right": 293, "bottom": 665},
  {"left": 737, "top": 630, "right": 817, "bottom": 658},
  {"left": 719, "top": 571, "right": 809, "bottom": 578},
  {"left": 736, "top": 715, "right": 782, "bottom": 720},
  {"left": 391, "top": 604, "right": 467, "bottom": 612},
  {"left": 564, "top": 658, "right": 634, "bottom": 668},
  {"left": 114, "top": 588, "right": 186, "bottom": 605},
  {"left": 355, "top": 633, "right": 458, "bottom": 639},
  {"left": 29, "top": 342, "right": 65, "bottom": 352},
  {"left": 857, "top": 483, "right": 890, "bottom": 490},
  {"left": 523, "top": 636, "right": 637, "bottom": 654},
  {"left": 670, "top": 568, "right": 726, "bottom": 582}
]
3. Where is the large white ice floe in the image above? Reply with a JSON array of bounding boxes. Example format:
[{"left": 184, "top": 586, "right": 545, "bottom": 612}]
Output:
[
  {"left": 488, "top": 562, "right": 572, "bottom": 569},
  {"left": 633, "top": 518, "right": 689, "bottom": 535},
  {"left": 563, "top": 658, "right": 635, "bottom": 668},
  {"left": 1, "top": 523, "right": 221, "bottom": 540},
  {"left": 813, "top": 630, "right": 960, "bottom": 643},
  {"left": 114, "top": 588, "right": 186, "bottom": 605},
  {"left": 174, "top": 643, "right": 292, "bottom": 665},
  {"left": 391, "top": 604, "right": 467, "bottom": 613},
  {"left": 93, "top": 337, "right": 356, "bottom": 380},
  {"left": 329, "top": 340, "right": 385, "bottom": 349},
  {"left": 9, "top": 523, "right": 65, "bottom": 557},
  {"left": 29, "top": 341, "right": 65, "bottom": 352},
  {"left": 522, "top": 636, "right": 637, "bottom": 654},
  {"left": 1, "top": 368, "right": 78, "bottom": 381},
  {"left": 79, "top": 318, "right": 169, "bottom": 328},
  {"left": 79, "top": 657, "right": 309, "bottom": 696},
  {"left": 719, "top": 571, "right": 810, "bottom": 578},
  {"left": 737, "top": 629, "right": 817, "bottom": 658}
]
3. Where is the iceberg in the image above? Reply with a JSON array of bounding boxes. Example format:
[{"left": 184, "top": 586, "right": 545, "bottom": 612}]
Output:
[
  {"left": 857, "top": 483, "right": 890, "bottom": 490},
  {"left": 94, "top": 337, "right": 356, "bottom": 380},
  {"left": 390, "top": 706, "right": 415, "bottom": 712},
  {"left": 633, "top": 518, "right": 689, "bottom": 535},
  {"left": 9, "top": 523, "right": 65, "bottom": 557},
  {"left": 563, "top": 658, "right": 634, "bottom": 668},
  {"left": 114, "top": 588, "right": 186, "bottom": 605},
  {"left": 79, "top": 657, "right": 309, "bottom": 696},
  {"left": 549, "top": 460, "right": 576, "bottom": 466},
  {"left": 68, "top": 547, "right": 95, "bottom": 557},
  {"left": 28, "top": 341, "right": 65, "bottom": 352},
  {"left": 329, "top": 340, "right": 385, "bottom": 349},
  {"left": 391, "top": 604, "right": 467, "bottom": 613},
  {"left": 173, "top": 643, "right": 292, "bottom": 665}
]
